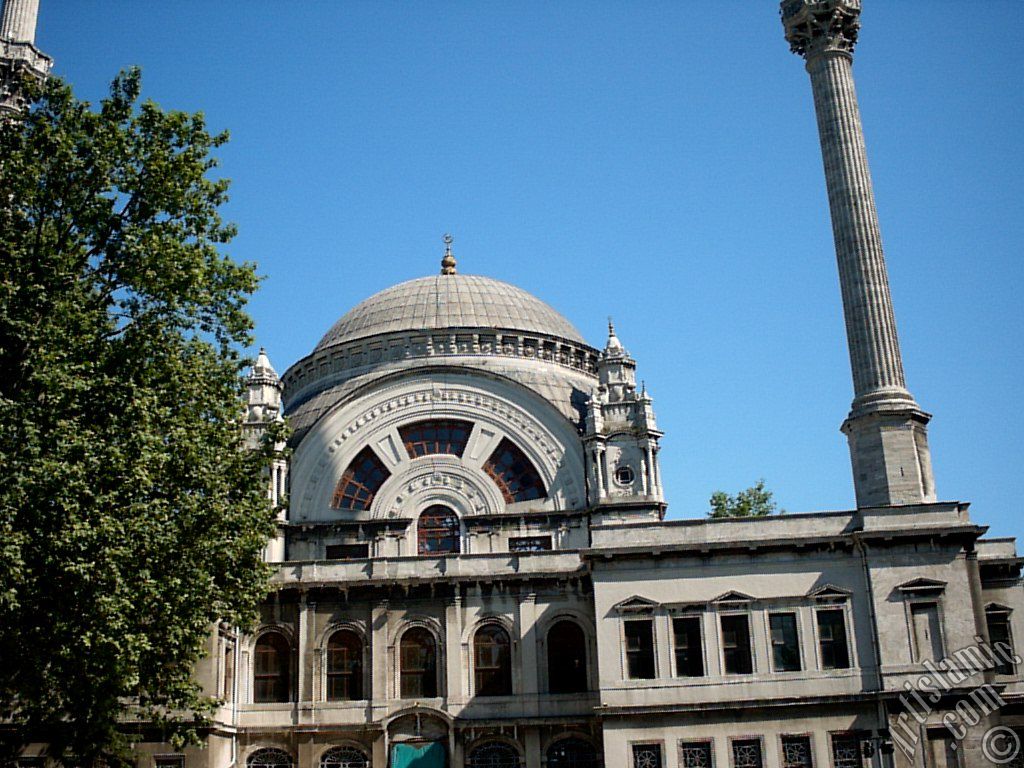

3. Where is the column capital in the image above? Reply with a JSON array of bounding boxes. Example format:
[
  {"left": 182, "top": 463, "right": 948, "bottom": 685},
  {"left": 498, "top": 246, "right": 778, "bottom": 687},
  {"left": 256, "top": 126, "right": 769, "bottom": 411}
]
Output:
[{"left": 781, "top": 0, "right": 861, "bottom": 60}]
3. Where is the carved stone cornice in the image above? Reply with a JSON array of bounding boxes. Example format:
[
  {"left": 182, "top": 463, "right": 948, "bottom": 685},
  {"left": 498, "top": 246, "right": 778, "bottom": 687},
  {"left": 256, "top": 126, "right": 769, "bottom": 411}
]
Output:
[{"left": 781, "top": 0, "right": 861, "bottom": 60}]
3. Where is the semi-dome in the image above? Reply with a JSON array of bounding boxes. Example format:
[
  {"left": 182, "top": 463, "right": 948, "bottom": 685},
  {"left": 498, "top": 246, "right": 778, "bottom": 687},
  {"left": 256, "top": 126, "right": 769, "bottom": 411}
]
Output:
[{"left": 314, "top": 273, "right": 585, "bottom": 350}]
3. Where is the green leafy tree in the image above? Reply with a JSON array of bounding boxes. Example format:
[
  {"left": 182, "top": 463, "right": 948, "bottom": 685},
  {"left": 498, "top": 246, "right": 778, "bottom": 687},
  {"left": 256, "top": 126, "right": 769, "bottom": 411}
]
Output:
[
  {"left": 0, "top": 70, "right": 277, "bottom": 765},
  {"left": 708, "top": 479, "right": 782, "bottom": 518}
]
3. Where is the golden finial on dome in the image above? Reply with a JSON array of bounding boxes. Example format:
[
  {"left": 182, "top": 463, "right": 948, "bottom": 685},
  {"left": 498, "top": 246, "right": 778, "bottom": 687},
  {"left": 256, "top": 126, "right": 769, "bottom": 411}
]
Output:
[{"left": 441, "top": 233, "right": 457, "bottom": 275}]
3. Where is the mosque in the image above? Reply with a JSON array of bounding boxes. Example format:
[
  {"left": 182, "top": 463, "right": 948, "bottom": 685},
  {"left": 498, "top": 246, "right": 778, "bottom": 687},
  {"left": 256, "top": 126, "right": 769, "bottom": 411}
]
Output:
[{"left": 4, "top": 1, "right": 1023, "bottom": 767}]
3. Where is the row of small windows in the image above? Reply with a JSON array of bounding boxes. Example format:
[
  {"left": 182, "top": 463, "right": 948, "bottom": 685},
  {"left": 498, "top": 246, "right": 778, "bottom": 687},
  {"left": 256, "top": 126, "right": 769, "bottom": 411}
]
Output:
[
  {"left": 251, "top": 619, "right": 589, "bottom": 703},
  {"left": 331, "top": 424, "right": 547, "bottom": 511},
  {"left": 322, "top": 531, "right": 554, "bottom": 561},
  {"left": 622, "top": 607, "right": 852, "bottom": 680},
  {"left": 634, "top": 733, "right": 881, "bottom": 768},
  {"left": 247, "top": 748, "right": 366, "bottom": 768}
]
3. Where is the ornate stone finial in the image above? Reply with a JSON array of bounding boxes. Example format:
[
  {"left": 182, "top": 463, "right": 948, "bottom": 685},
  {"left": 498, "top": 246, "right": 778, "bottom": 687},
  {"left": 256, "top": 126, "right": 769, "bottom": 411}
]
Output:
[
  {"left": 440, "top": 233, "right": 456, "bottom": 275},
  {"left": 0, "top": 0, "right": 52, "bottom": 116},
  {"left": 781, "top": 0, "right": 861, "bottom": 60}
]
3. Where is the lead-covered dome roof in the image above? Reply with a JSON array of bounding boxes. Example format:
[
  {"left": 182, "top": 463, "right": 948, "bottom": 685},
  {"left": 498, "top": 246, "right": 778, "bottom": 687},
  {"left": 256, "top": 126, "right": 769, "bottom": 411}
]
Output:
[{"left": 314, "top": 274, "right": 585, "bottom": 350}]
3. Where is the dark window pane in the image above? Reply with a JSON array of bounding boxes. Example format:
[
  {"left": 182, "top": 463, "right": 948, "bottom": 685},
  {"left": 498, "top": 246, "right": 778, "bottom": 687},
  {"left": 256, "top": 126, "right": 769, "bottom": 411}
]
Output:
[
  {"left": 987, "top": 610, "right": 1015, "bottom": 675},
  {"left": 417, "top": 505, "right": 460, "bottom": 555},
  {"left": 331, "top": 446, "right": 391, "bottom": 510},
  {"left": 770, "top": 613, "right": 801, "bottom": 672},
  {"left": 624, "top": 619, "right": 656, "bottom": 679},
  {"left": 548, "top": 620, "right": 588, "bottom": 693},
  {"left": 400, "top": 627, "right": 437, "bottom": 698},
  {"left": 831, "top": 734, "right": 864, "bottom": 768},
  {"left": 325, "top": 543, "right": 369, "bottom": 560},
  {"left": 817, "top": 610, "right": 850, "bottom": 670},
  {"left": 474, "top": 625, "right": 513, "bottom": 696},
  {"left": 467, "top": 742, "right": 519, "bottom": 768},
  {"left": 546, "top": 738, "right": 599, "bottom": 768},
  {"left": 672, "top": 616, "right": 704, "bottom": 677},
  {"left": 253, "top": 632, "right": 290, "bottom": 703},
  {"left": 721, "top": 614, "right": 753, "bottom": 674},
  {"left": 482, "top": 438, "right": 546, "bottom": 503},
  {"left": 326, "top": 630, "right": 363, "bottom": 700}
]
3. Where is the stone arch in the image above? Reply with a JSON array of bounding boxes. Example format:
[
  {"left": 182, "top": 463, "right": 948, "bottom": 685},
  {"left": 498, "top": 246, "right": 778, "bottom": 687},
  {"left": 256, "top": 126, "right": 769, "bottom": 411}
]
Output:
[
  {"left": 317, "top": 743, "right": 371, "bottom": 768},
  {"left": 248, "top": 625, "right": 295, "bottom": 704},
  {"left": 543, "top": 733, "right": 602, "bottom": 767},
  {"left": 537, "top": 610, "right": 596, "bottom": 695},
  {"left": 289, "top": 368, "right": 586, "bottom": 522}
]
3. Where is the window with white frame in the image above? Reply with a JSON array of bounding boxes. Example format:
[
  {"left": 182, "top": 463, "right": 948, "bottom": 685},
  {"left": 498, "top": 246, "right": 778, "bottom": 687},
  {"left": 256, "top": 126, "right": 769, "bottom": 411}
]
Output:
[
  {"left": 816, "top": 608, "right": 850, "bottom": 670},
  {"left": 632, "top": 743, "right": 663, "bottom": 768}
]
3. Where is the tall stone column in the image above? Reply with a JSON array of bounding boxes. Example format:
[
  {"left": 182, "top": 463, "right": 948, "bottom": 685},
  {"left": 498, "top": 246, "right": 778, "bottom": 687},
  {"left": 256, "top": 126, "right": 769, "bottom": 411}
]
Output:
[
  {"left": 0, "top": 0, "right": 51, "bottom": 115},
  {"left": 781, "top": 0, "right": 936, "bottom": 508}
]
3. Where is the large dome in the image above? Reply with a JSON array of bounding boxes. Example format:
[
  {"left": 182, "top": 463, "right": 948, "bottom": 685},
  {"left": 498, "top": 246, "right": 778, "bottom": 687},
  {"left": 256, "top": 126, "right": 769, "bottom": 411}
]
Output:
[{"left": 314, "top": 274, "right": 585, "bottom": 350}]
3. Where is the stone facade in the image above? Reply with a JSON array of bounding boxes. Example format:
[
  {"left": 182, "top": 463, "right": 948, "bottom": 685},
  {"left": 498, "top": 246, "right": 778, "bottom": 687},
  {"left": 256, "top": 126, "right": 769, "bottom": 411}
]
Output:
[{"left": 9, "top": 1, "right": 1024, "bottom": 767}]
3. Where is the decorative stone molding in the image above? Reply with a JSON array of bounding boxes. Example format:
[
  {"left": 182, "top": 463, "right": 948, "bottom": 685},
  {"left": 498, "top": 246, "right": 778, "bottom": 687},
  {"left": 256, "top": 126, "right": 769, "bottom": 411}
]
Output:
[
  {"left": 282, "top": 328, "right": 600, "bottom": 412},
  {"left": 781, "top": 0, "right": 861, "bottom": 60}
]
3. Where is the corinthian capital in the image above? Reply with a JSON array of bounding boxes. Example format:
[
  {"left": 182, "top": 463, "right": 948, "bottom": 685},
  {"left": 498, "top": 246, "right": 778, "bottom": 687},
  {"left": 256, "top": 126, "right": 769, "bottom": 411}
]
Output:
[{"left": 781, "top": 0, "right": 861, "bottom": 60}]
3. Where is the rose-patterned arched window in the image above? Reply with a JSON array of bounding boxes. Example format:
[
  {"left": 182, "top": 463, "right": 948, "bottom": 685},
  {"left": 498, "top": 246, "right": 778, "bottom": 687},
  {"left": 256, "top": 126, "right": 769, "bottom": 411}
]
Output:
[
  {"left": 482, "top": 438, "right": 546, "bottom": 503},
  {"left": 417, "top": 506, "right": 460, "bottom": 555},
  {"left": 247, "top": 748, "right": 293, "bottom": 768},
  {"left": 468, "top": 741, "right": 520, "bottom": 768},
  {"left": 331, "top": 446, "right": 390, "bottom": 510},
  {"left": 320, "top": 746, "right": 368, "bottom": 768}
]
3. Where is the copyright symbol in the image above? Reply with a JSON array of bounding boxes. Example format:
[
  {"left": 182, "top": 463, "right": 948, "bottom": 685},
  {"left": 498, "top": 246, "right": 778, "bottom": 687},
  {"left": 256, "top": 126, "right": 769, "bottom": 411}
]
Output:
[{"left": 983, "top": 726, "right": 1021, "bottom": 764}]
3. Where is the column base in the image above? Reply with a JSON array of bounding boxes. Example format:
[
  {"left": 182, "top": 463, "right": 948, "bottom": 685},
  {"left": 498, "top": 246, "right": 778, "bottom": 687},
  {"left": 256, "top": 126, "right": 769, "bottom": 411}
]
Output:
[{"left": 841, "top": 406, "right": 937, "bottom": 508}]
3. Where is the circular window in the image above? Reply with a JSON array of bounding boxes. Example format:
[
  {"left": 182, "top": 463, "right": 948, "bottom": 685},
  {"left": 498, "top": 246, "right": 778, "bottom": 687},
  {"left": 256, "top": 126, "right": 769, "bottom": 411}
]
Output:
[{"left": 614, "top": 466, "right": 634, "bottom": 486}]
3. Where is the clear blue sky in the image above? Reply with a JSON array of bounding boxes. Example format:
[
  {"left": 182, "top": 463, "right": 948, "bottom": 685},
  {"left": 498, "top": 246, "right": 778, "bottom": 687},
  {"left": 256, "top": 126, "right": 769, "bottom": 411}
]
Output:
[{"left": 40, "top": 2, "right": 1023, "bottom": 536}]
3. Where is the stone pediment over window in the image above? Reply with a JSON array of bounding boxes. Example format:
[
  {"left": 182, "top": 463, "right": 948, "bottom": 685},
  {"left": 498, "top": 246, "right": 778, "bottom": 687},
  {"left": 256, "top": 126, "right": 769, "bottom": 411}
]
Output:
[
  {"left": 710, "top": 590, "right": 755, "bottom": 605},
  {"left": 895, "top": 578, "right": 946, "bottom": 595},
  {"left": 985, "top": 602, "right": 1012, "bottom": 613},
  {"left": 612, "top": 596, "right": 659, "bottom": 614},
  {"left": 807, "top": 584, "right": 852, "bottom": 600}
]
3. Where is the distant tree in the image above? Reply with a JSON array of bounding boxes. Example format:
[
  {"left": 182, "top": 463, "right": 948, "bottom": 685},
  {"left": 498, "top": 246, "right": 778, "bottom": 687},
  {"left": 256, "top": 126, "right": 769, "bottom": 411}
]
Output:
[
  {"left": 708, "top": 480, "right": 782, "bottom": 518},
  {"left": 0, "top": 70, "right": 278, "bottom": 765}
]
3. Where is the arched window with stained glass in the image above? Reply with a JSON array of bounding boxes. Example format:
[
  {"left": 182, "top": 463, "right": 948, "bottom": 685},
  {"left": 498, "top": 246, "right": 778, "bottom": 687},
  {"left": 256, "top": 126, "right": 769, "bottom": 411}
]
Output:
[
  {"left": 474, "top": 624, "right": 512, "bottom": 696},
  {"left": 331, "top": 446, "right": 390, "bottom": 511},
  {"left": 399, "top": 419, "right": 473, "bottom": 458},
  {"left": 482, "top": 438, "right": 546, "bottom": 503},
  {"left": 417, "top": 505, "right": 460, "bottom": 555}
]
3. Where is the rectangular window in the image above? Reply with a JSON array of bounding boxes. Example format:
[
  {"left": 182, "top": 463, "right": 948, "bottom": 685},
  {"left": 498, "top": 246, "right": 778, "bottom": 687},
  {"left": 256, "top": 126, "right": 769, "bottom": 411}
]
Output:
[
  {"left": 624, "top": 619, "right": 656, "bottom": 679},
  {"left": 673, "top": 616, "right": 705, "bottom": 677},
  {"left": 155, "top": 758, "right": 185, "bottom": 768},
  {"left": 986, "top": 610, "right": 1015, "bottom": 675},
  {"left": 509, "top": 535, "right": 552, "bottom": 552},
  {"left": 16, "top": 760, "right": 44, "bottom": 768},
  {"left": 325, "top": 543, "right": 370, "bottom": 560},
  {"left": 632, "top": 744, "right": 663, "bottom": 768},
  {"left": 911, "top": 602, "right": 944, "bottom": 662},
  {"left": 830, "top": 734, "right": 863, "bottom": 768},
  {"left": 732, "top": 739, "right": 763, "bottom": 768},
  {"left": 721, "top": 614, "right": 753, "bottom": 674},
  {"left": 678, "top": 741, "right": 714, "bottom": 768},
  {"left": 781, "top": 736, "right": 813, "bottom": 768},
  {"left": 770, "top": 612, "right": 801, "bottom": 672},
  {"left": 817, "top": 609, "right": 850, "bottom": 670},
  {"left": 926, "top": 732, "right": 960, "bottom": 768}
]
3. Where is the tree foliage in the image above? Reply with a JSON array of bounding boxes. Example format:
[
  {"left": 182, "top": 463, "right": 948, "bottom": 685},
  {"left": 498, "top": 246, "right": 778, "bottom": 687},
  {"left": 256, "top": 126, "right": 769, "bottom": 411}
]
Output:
[
  {"left": 708, "top": 480, "right": 782, "bottom": 518},
  {"left": 0, "top": 70, "right": 277, "bottom": 764}
]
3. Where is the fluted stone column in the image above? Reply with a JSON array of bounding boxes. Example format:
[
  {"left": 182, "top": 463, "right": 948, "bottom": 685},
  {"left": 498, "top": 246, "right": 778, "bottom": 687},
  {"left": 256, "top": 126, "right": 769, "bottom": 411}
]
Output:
[
  {"left": 781, "top": 0, "right": 936, "bottom": 508},
  {"left": 1, "top": 0, "right": 38, "bottom": 41},
  {"left": 0, "top": 0, "right": 51, "bottom": 115}
]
